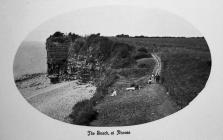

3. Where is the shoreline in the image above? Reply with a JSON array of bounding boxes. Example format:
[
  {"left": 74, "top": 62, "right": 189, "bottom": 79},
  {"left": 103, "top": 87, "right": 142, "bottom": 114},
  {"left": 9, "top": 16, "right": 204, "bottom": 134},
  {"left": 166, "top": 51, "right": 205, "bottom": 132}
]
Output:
[{"left": 15, "top": 73, "right": 96, "bottom": 122}]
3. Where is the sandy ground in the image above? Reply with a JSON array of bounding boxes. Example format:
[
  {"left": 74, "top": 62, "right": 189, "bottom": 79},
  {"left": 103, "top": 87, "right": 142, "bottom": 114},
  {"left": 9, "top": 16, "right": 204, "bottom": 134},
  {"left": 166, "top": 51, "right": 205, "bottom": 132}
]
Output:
[{"left": 16, "top": 74, "right": 96, "bottom": 122}]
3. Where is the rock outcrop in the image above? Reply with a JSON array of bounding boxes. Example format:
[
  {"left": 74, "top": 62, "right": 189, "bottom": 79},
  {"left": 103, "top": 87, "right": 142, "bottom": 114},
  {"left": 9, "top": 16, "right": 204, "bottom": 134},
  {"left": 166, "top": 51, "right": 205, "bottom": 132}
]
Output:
[{"left": 46, "top": 32, "right": 136, "bottom": 83}]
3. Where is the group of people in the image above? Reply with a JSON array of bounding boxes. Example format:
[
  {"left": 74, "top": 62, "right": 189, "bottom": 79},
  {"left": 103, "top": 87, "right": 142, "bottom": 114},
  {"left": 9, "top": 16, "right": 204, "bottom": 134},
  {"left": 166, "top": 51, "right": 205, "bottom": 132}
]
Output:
[
  {"left": 110, "top": 73, "right": 161, "bottom": 97},
  {"left": 148, "top": 73, "right": 160, "bottom": 84}
]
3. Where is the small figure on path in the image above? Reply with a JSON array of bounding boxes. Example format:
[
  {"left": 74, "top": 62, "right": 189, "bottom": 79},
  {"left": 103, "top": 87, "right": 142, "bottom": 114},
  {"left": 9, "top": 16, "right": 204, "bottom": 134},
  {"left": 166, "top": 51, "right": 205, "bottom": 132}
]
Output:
[
  {"left": 151, "top": 74, "right": 155, "bottom": 83},
  {"left": 111, "top": 88, "right": 117, "bottom": 96},
  {"left": 126, "top": 83, "right": 136, "bottom": 91},
  {"left": 135, "top": 85, "right": 139, "bottom": 90},
  {"left": 155, "top": 73, "right": 160, "bottom": 83},
  {"left": 148, "top": 77, "right": 152, "bottom": 85}
]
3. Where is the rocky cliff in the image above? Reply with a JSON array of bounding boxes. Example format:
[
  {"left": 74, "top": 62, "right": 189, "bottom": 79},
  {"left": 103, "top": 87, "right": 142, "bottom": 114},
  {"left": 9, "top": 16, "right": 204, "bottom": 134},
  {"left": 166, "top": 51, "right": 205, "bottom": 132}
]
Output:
[{"left": 46, "top": 32, "right": 137, "bottom": 83}]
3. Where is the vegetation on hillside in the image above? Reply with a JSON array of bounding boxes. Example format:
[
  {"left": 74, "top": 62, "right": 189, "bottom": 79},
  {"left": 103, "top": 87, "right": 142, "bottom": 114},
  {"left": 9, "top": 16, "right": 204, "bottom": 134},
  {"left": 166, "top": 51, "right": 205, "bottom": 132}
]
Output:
[
  {"left": 69, "top": 71, "right": 119, "bottom": 125},
  {"left": 46, "top": 32, "right": 211, "bottom": 126},
  {"left": 161, "top": 50, "right": 211, "bottom": 108},
  {"left": 111, "top": 36, "right": 211, "bottom": 108}
]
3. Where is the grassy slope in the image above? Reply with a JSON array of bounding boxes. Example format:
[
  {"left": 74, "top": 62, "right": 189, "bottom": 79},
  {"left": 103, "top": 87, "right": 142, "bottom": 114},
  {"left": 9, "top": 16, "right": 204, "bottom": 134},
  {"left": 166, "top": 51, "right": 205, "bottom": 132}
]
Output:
[
  {"left": 69, "top": 37, "right": 211, "bottom": 126},
  {"left": 68, "top": 37, "right": 157, "bottom": 125},
  {"left": 90, "top": 76, "right": 179, "bottom": 126},
  {"left": 114, "top": 37, "right": 211, "bottom": 108},
  {"left": 161, "top": 50, "right": 211, "bottom": 108}
]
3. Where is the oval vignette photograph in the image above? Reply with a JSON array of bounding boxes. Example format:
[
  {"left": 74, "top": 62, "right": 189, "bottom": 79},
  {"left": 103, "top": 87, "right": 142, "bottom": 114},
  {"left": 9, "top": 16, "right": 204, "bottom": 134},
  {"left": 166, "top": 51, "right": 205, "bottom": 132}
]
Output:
[{"left": 13, "top": 6, "right": 212, "bottom": 126}]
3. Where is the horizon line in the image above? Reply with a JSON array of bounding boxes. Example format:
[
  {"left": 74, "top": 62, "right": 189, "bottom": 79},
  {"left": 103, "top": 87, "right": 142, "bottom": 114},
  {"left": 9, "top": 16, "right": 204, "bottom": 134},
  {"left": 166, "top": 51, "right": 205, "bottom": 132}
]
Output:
[{"left": 24, "top": 34, "right": 205, "bottom": 42}]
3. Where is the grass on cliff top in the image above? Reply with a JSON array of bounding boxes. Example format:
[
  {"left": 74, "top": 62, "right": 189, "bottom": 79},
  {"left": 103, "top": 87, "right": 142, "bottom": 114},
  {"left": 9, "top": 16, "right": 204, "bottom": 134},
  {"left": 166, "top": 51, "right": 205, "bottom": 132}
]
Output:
[
  {"left": 161, "top": 49, "right": 211, "bottom": 108},
  {"left": 112, "top": 36, "right": 211, "bottom": 108}
]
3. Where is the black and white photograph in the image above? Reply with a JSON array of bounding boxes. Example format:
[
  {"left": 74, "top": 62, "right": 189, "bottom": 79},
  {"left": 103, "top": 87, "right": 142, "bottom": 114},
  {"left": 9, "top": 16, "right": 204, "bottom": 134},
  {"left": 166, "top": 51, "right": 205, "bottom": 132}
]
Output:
[
  {"left": 1, "top": 0, "right": 223, "bottom": 139},
  {"left": 13, "top": 7, "right": 211, "bottom": 126}
]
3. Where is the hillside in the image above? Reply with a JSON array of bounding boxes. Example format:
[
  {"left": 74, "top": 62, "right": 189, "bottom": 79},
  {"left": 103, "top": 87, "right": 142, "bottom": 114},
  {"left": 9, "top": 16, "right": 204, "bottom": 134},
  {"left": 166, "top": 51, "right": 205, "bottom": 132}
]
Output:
[
  {"left": 160, "top": 49, "right": 211, "bottom": 108},
  {"left": 67, "top": 36, "right": 211, "bottom": 126},
  {"left": 14, "top": 33, "right": 211, "bottom": 126},
  {"left": 42, "top": 33, "right": 211, "bottom": 126},
  {"left": 111, "top": 37, "right": 211, "bottom": 108}
]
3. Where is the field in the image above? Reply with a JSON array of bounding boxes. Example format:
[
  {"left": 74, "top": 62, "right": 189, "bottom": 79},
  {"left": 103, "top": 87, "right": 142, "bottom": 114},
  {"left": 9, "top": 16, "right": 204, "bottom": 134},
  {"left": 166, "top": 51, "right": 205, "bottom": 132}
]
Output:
[{"left": 112, "top": 37, "right": 211, "bottom": 108}]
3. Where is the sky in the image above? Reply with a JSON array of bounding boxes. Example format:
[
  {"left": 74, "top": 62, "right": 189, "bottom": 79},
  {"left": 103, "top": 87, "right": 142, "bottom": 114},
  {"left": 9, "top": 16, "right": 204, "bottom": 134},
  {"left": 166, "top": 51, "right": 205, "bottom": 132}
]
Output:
[{"left": 25, "top": 6, "right": 202, "bottom": 42}]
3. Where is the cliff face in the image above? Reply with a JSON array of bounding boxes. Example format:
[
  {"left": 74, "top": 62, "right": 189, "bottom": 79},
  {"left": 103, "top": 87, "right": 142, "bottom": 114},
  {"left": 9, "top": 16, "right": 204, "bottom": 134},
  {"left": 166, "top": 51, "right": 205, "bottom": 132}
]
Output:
[
  {"left": 46, "top": 35, "right": 69, "bottom": 77},
  {"left": 46, "top": 42, "right": 69, "bottom": 64},
  {"left": 46, "top": 32, "right": 136, "bottom": 83}
]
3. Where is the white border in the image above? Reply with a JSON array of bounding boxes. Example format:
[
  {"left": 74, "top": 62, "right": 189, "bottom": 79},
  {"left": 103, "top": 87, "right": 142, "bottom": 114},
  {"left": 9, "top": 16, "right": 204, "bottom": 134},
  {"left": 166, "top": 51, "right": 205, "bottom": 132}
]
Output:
[{"left": 0, "top": 0, "right": 223, "bottom": 140}]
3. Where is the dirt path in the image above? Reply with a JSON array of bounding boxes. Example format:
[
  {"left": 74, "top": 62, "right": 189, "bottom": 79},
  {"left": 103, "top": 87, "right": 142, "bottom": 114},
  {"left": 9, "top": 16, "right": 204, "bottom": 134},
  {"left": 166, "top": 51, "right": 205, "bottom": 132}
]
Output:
[
  {"left": 152, "top": 53, "right": 162, "bottom": 75},
  {"left": 19, "top": 78, "right": 96, "bottom": 122},
  {"left": 150, "top": 53, "right": 179, "bottom": 116}
]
